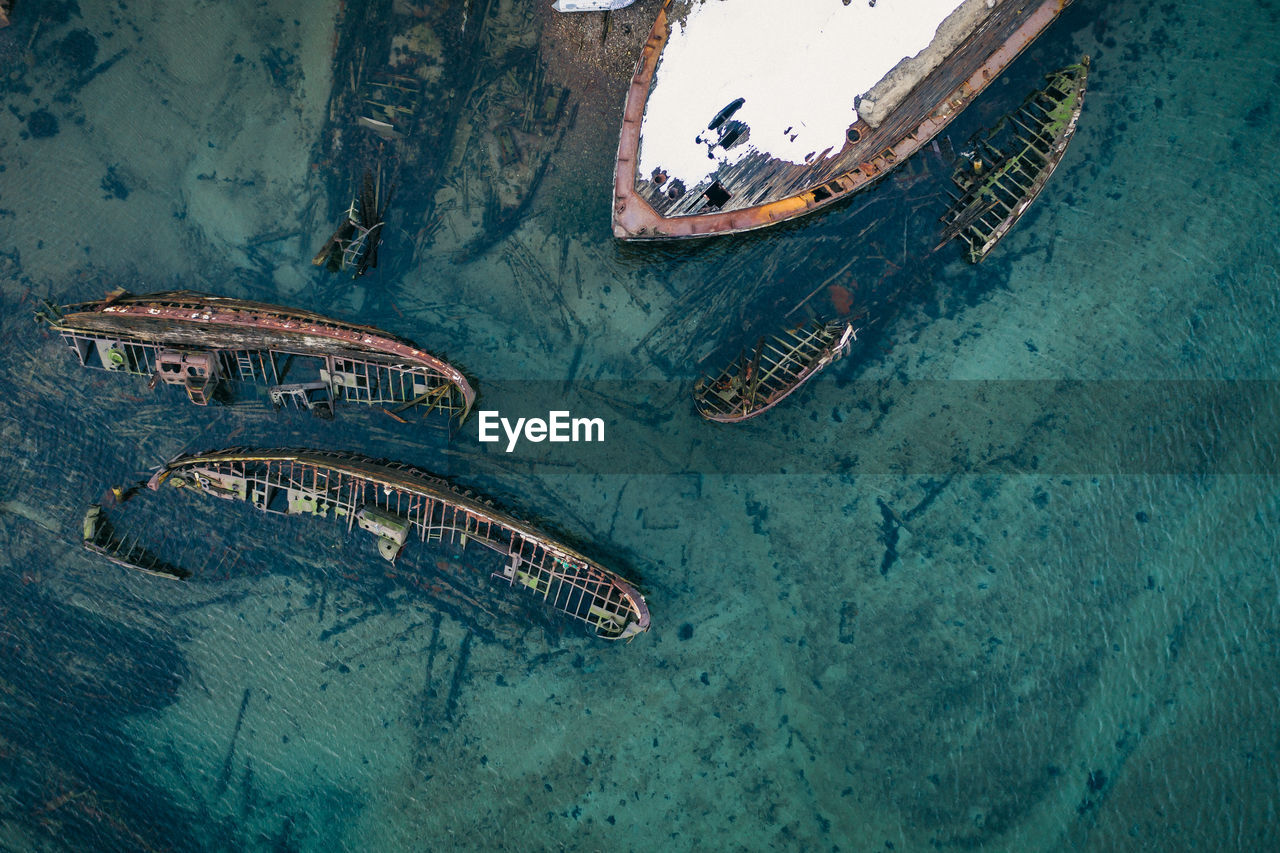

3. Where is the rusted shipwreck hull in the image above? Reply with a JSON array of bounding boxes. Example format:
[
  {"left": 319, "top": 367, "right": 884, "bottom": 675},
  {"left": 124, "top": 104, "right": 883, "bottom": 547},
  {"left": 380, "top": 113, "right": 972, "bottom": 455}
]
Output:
[
  {"left": 40, "top": 290, "right": 475, "bottom": 423},
  {"left": 938, "top": 57, "right": 1089, "bottom": 262},
  {"left": 613, "top": 0, "right": 1073, "bottom": 240},
  {"left": 694, "top": 320, "right": 857, "bottom": 423},
  {"left": 99, "top": 448, "right": 650, "bottom": 640}
]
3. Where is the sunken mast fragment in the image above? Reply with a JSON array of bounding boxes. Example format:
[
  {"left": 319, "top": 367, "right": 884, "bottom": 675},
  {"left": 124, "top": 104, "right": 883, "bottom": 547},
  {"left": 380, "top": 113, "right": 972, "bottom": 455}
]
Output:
[
  {"left": 40, "top": 290, "right": 475, "bottom": 423},
  {"left": 136, "top": 448, "right": 651, "bottom": 640},
  {"left": 613, "top": 0, "right": 1073, "bottom": 240}
]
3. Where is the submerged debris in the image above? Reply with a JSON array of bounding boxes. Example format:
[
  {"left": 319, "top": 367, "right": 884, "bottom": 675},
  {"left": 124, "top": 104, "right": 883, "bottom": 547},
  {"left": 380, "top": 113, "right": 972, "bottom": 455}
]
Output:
[
  {"left": 694, "top": 319, "right": 857, "bottom": 422},
  {"left": 939, "top": 57, "right": 1090, "bottom": 262},
  {"left": 87, "top": 448, "right": 651, "bottom": 641},
  {"left": 37, "top": 289, "right": 476, "bottom": 423},
  {"left": 313, "top": 167, "right": 388, "bottom": 277}
]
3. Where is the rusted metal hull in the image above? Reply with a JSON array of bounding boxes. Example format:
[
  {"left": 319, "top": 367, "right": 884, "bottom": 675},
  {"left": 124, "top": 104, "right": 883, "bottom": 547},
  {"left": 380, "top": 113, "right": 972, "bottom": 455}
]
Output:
[
  {"left": 612, "top": 0, "right": 1073, "bottom": 240},
  {"left": 939, "top": 57, "right": 1089, "bottom": 262},
  {"left": 694, "top": 320, "right": 857, "bottom": 423},
  {"left": 40, "top": 290, "right": 476, "bottom": 423},
  {"left": 111, "top": 448, "right": 651, "bottom": 640}
]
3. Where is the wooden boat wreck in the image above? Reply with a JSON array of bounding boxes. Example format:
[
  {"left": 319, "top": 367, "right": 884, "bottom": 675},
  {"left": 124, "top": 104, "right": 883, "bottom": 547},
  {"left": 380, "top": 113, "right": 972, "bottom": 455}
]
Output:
[
  {"left": 938, "top": 57, "right": 1089, "bottom": 262},
  {"left": 87, "top": 448, "right": 650, "bottom": 640},
  {"left": 612, "top": 0, "right": 1073, "bottom": 240},
  {"left": 694, "top": 319, "right": 857, "bottom": 423},
  {"left": 38, "top": 290, "right": 475, "bottom": 423}
]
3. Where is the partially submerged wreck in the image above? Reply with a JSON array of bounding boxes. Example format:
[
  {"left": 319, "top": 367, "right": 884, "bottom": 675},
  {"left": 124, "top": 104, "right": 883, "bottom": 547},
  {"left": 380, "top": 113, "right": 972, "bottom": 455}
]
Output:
[
  {"left": 89, "top": 448, "right": 650, "bottom": 640},
  {"left": 612, "top": 0, "right": 1073, "bottom": 240},
  {"left": 938, "top": 57, "right": 1089, "bottom": 262},
  {"left": 694, "top": 319, "right": 857, "bottom": 423},
  {"left": 39, "top": 290, "right": 475, "bottom": 423}
]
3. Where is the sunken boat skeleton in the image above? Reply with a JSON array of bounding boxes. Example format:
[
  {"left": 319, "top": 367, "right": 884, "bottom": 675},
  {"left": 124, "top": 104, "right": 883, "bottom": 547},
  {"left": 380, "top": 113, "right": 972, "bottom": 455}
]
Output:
[
  {"left": 86, "top": 448, "right": 650, "bottom": 641},
  {"left": 38, "top": 290, "right": 475, "bottom": 423},
  {"left": 938, "top": 57, "right": 1089, "bottom": 262},
  {"left": 694, "top": 319, "right": 857, "bottom": 423}
]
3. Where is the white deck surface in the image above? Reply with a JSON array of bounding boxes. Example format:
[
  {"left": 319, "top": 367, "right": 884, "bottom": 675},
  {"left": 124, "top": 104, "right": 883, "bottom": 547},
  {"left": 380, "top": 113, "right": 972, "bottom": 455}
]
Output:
[{"left": 638, "top": 0, "right": 967, "bottom": 188}]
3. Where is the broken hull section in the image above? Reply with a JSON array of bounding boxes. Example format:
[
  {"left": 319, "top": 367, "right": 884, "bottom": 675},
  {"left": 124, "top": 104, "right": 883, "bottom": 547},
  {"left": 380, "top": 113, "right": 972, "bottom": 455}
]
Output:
[
  {"left": 41, "top": 290, "right": 476, "bottom": 423},
  {"left": 612, "top": 0, "right": 1073, "bottom": 240},
  {"left": 112, "top": 448, "right": 652, "bottom": 640}
]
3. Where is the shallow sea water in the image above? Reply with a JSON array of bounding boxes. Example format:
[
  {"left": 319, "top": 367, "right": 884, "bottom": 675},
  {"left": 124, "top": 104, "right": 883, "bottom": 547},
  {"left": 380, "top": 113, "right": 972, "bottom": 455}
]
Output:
[{"left": 0, "top": 0, "right": 1277, "bottom": 850}]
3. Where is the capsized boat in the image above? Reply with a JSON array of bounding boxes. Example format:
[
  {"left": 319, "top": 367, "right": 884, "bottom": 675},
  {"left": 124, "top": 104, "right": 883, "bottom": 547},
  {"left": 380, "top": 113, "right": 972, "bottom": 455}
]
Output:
[
  {"left": 938, "top": 57, "right": 1089, "bottom": 262},
  {"left": 37, "top": 290, "right": 475, "bottom": 423},
  {"left": 612, "top": 0, "right": 1073, "bottom": 240},
  {"left": 86, "top": 448, "right": 650, "bottom": 640},
  {"left": 694, "top": 319, "right": 857, "bottom": 422}
]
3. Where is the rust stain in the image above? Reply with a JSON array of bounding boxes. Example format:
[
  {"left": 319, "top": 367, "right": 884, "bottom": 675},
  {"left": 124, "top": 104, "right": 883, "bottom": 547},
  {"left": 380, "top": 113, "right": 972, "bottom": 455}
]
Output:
[{"left": 828, "top": 284, "right": 855, "bottom": 316}]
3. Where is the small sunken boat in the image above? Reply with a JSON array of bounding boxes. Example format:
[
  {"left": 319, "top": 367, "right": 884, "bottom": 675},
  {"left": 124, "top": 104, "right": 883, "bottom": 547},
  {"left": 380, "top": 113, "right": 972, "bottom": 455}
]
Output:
[
  {"left": 38, "top": 290, "right": 475, "bottom": 423},
  {"left": 88, "top": 448, "right": 650, "bottom": 640},
  {"left": 694, "top": 319, "right": 857, "bottom": 423},
  {"left": 613, "top": 0, "right": 1073, "bottom": 240},
  {"left": 938, "top": 57, "right": 1089, "bottom": 262}
]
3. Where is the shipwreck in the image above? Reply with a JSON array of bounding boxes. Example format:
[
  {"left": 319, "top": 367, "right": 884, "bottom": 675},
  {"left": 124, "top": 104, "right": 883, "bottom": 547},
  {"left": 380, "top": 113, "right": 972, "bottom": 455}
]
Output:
[
  {"left": 938, "top": 57, "right": 1089, "bottom": 262},
  {"left": 86, "top": 448, "right": 650, "bottom": 640},
  {"left": 694, "top": 319, "right": 857, "bottom": 423},
  {"left": 38, "top": 290, "right": 475, "bottom": 423},
  {"left": 612, "top": 0, "right": 1073, "bottom": 240}
]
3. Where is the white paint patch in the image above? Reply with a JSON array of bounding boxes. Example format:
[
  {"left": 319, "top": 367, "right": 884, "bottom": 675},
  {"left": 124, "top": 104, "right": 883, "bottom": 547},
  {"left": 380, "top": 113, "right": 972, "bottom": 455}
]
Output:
[{"left": 638, "top": 0, "right": 966, "bottom": 189}]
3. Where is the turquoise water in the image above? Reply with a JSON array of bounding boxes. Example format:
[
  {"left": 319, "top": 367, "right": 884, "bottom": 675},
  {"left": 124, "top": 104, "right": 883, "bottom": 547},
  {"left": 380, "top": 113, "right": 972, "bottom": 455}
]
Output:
[{"left": 1, "top": 0, "right": 1278, "bottom": 850}]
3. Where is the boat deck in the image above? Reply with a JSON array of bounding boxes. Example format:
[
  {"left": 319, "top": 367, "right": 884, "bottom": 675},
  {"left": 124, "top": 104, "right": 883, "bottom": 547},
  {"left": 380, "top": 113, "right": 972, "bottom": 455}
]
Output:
[{"left": 613, "top": 0, "right": 1071, "bottom": 239}]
